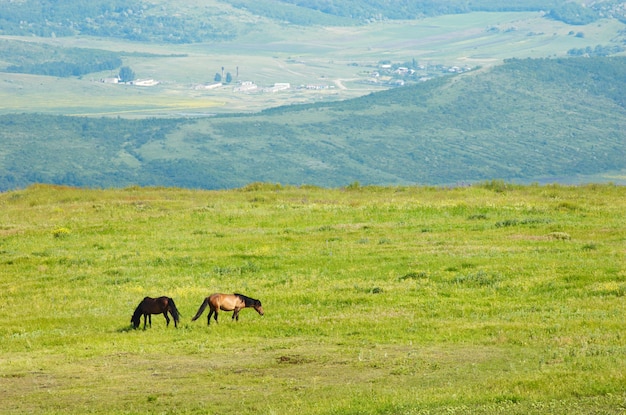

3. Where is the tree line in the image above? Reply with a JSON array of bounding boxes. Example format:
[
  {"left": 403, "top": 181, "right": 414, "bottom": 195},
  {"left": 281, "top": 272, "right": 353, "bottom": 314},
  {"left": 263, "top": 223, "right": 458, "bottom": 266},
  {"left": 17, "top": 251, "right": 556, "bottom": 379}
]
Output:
[
  {"left": 1, "top": 39, "right": 124, "bottom": 77},
  {"left": 255, "top": 0, "right": 602, "bottom": 24},
  {"left": 0, "top": 0, "right": 237, "bottom": 43},
  {"left": 0, "top": 0, "right": 615, "bottom": 45},
  {"left": 5, "top": 57, "right": 122, "bottom": 78}
]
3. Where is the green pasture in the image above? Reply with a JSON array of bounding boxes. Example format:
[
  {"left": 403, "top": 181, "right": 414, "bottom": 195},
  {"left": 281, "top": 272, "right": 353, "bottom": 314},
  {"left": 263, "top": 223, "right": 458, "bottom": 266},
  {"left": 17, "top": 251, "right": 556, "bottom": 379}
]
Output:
[
  {"left": 1, "top": 183, "right": 625, "bottom": 414},
  {"left": 1, "top": 11, "right": 624, "bottom": 117}
]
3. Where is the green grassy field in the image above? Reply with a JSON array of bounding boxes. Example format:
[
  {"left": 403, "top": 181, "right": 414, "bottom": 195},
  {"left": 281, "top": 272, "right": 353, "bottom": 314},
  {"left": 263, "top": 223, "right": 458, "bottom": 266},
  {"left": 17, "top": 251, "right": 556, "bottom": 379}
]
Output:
[
  {"left": 1, "top": 183, "right": 625, "bottom": 414},
  {"left": 1, "top": 11, "right": 624, "bottom": 117}
]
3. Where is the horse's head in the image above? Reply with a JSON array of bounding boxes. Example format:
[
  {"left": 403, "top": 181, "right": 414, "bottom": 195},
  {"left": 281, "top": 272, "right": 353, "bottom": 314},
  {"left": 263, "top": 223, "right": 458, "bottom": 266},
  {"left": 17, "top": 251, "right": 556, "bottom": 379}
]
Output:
[
  {"left": 131, "top": 312, "right": 142, "bottom": 328},
  {"left": 254, "top": 300, "right": 264, "bottom": 316}
]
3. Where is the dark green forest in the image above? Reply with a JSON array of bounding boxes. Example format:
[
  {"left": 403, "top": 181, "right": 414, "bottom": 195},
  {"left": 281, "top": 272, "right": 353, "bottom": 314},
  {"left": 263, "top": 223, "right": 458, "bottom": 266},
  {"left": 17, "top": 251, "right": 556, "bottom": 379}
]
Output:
[
  {"left": 265, "top": 0, "right": 565, "bottom": 20},
  {"left": 1, "top": 57, "right": 625, "bottom": 190},
  {"left": 0, "top": 0, "right": 238, "bottom": 43},
  {"left": 0, "top": 39, "right": 185, "bottom": 77},
  {"left": 267, "top": 0, "right": 625, "bottom": 24},
  {"left": 1, "top": 0, "right": 622, "bottom": 43},
  {"left": 0, "top": 40, "right": 122, "bottom": 77}
]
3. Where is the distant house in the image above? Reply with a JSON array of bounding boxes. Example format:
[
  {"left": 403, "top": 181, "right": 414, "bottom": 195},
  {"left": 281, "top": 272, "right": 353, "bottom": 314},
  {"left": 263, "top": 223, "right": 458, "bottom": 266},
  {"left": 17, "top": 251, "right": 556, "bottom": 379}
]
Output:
[
  {"left": 195, "top": 82, "right": 222, "bottom": 90},
  {"left": 264, "top": 83, "right": 291, "bottom": 92},
  {"left": 101, "top": 77, "right": 120, "bottom": 84},
  {"left": 131, "top": 79, "right": 159, "bottom": 86},
  {"left": 274, "top": 82, "right": 290, "bottom": 90},
  {"left": 304, "top": 84, "right": 331, "bottom": 90},
  {"left": 394, "top": 67, "right": 416, "bottom": 75},
  {"left": 234, "top": 81, "right": 258, "bottom": 92}
]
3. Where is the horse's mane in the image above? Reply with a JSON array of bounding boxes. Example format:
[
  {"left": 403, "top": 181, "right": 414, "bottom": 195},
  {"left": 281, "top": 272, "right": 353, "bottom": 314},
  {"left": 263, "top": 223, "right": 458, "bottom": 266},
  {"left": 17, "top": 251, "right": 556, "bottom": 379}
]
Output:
[{"left": 235, "top": 293, "right": 260, "bottom": 307}]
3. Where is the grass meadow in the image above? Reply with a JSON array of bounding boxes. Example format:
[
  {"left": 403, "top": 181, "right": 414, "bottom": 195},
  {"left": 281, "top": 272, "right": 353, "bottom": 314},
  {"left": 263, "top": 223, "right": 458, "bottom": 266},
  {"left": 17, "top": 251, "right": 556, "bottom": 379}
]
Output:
[{"left": 1, "top": 183, "right": 625, "bottom": 414}]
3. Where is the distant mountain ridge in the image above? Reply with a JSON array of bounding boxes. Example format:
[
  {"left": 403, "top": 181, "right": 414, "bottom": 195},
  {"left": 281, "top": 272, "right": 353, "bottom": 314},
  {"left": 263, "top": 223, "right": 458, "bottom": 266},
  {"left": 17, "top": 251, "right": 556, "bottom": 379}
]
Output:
[
  {"left": 1, "top": 57, "right": 625, "bottom": 190},
  {"left": 0, "top": 0, "right": 616, "bottom": 43}
]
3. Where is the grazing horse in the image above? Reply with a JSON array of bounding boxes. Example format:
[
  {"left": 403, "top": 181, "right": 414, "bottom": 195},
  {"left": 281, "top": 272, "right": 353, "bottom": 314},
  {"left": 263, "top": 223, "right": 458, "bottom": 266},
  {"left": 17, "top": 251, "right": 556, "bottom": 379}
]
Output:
[
  {"left": 191, "top": 293, "right": 264, "bottom": 325},
  {"left": 131, "top": 296, "right": 181, "bottom": 329}
]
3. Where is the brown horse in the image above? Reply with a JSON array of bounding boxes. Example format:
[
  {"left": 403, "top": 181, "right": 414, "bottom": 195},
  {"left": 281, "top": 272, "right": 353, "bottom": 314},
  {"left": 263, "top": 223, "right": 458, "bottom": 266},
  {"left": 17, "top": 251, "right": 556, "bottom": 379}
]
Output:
[
  {"left": 131, "top": 296, "right": 181, "bottom": 329},
  {"left": 191, "top": 293, "right": 264, "bottom": 325}
]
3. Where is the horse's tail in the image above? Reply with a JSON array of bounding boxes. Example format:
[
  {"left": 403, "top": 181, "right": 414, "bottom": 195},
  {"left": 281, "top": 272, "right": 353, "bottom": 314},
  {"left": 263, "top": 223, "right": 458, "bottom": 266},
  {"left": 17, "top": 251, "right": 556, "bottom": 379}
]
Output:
[
  {"left": 191, "top": 297, "right": 209, "bottom": 321},
  {"left": 168, "top": 297, "right": 181, "bottom": 324}
]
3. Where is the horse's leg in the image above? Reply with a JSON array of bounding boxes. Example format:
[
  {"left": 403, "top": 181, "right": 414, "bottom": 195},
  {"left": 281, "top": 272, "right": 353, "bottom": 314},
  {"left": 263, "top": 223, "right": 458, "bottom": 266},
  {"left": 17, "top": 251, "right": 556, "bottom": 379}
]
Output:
[
  {"left": 233, "top": 308, "right": 240, "bottom": 321},
  {"left": 164, "top": 312, "right": 170, "bottom": 327},
  {"left": 143, "top": 314, "right": 147, "bottom": 329},
  {"left": 207, "top": 309, "right": 214, "bottom": 325},
  {"left": 170, "top": 310, "right": 178, "bottom": 328}
]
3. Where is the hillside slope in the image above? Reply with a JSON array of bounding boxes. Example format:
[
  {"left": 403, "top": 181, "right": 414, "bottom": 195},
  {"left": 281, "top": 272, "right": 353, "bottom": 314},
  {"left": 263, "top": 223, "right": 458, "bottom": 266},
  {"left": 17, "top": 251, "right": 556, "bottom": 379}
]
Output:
[
  {"left": 1, "top": 57, "right": 625, "bottom": 190},
  {"left": 0, "top": 0, "right": 616, "bottom": 42}
]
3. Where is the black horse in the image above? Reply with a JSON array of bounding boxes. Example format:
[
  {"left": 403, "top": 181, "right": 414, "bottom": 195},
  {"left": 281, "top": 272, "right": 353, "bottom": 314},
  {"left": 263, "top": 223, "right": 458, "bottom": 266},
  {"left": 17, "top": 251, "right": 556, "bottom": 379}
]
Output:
[{"left": 131, "top": 296, "right": 181, "bottom": 329}]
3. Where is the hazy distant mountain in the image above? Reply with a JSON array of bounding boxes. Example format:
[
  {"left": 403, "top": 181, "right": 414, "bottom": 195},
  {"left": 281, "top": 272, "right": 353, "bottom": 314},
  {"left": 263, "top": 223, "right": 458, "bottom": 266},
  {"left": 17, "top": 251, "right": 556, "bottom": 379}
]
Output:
[{"left": 1, "top": 57, "right": 625, "bottom": 190}]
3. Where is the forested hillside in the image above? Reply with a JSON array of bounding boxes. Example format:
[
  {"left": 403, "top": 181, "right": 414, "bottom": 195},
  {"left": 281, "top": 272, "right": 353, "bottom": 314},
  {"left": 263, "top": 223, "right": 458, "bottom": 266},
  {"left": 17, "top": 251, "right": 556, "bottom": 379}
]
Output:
[
  {"left": 233, "top": 0, "right": 626, "bottom": 25},
  {"left": 1, "top": 57, "right": 625, "bottom": 191},
  {"left": 0, "top": 40, "right": 122, "bottom": 77},
  {"left": 0, "top": 0, "right": 244, "bottom": 42},
  {"left": 1, "top": 0, "right": 622, "bottom": 42},
  {"left": 0, "top": 39, "right": 182, "bottom": 78},
  {"left": 245, "top": 0, "right": 604, "bottom": 24}
]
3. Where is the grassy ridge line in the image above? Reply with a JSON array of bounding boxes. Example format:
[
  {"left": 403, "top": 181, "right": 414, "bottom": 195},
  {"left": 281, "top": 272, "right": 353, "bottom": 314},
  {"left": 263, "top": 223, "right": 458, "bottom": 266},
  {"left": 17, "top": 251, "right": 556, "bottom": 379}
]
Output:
[{"left": 0, "top": 183, "right": 625, "bottom": 414}]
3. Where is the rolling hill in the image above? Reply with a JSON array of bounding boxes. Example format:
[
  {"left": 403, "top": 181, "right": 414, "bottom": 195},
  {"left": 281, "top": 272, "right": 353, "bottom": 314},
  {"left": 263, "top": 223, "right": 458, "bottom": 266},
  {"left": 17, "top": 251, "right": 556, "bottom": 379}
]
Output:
[
  {"left": 1, "top": 0, "right": 620, "bottom": 42},
  {"left": 1, "top": 56, "right": 625, "bottom": 190}
]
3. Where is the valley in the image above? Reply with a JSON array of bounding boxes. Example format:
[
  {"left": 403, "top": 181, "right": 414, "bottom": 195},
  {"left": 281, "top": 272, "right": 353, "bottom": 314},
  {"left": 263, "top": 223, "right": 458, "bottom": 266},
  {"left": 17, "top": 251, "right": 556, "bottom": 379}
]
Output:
[{"left": 2, "top": 12, "right": 624, "bottom": 117}]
